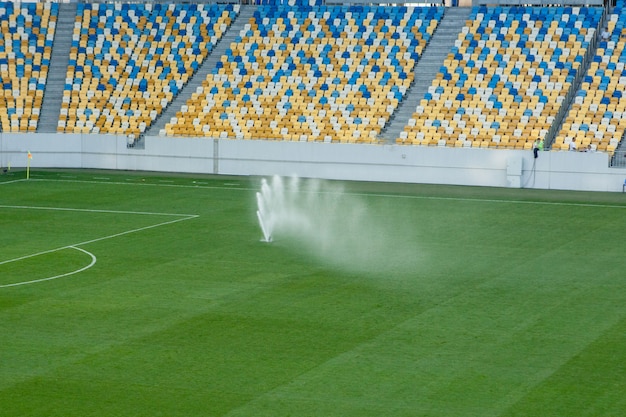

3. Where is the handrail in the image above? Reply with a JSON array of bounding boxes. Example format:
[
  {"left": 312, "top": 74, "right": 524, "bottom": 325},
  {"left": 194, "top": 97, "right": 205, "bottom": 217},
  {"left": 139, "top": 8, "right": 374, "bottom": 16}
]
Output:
[
  {"left": 544, "top": 6, "right": 605, "bottom": 150},
  {"left": 476, "top": 0, "right": 603, "bottom": 5}
]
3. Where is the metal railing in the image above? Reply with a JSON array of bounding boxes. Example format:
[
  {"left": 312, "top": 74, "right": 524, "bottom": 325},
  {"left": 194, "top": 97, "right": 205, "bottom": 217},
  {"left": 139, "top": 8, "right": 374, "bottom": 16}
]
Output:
[
  {"left": 476, "top": 0, "right": 603, "bottom": 5},
  {"left": 544, "top": 6, "right": 607, "bottom": 150},
  {"left": 610, "top": 150, "right": 626, "bottom": 168}
]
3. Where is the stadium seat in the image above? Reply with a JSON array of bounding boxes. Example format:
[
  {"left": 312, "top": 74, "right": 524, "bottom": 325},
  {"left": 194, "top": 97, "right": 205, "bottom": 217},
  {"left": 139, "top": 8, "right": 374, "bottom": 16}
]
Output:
[
  {"left": 398, "top": 5, "right": 602, "bottom": 149},
  {"left": 555, "top": 5, "right": 626, "bottom": 154},
  {"left": 164, "top": 4, "right": 444, "bottom": 141},
  {"left": 0, "top": 2, "right": 57, "bottom": 132},
  {"left": 59, "top": 3, "right": 239, "bottom": 137}
]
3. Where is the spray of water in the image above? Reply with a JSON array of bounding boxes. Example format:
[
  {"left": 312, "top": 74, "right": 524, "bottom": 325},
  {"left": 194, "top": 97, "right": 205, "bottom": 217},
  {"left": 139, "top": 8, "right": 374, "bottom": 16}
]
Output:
[{"left": 256, "top": 175, "right": 419, "bottom": 275}]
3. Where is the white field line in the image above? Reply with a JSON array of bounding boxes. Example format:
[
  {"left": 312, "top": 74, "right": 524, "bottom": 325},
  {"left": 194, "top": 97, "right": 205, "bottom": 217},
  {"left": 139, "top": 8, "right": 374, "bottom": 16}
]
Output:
[
  {"left": 28, "top": 178, "right": 626, "bottom": 210},
  {"left": 73, "top": 214, "right": 197, "bottom": 247},
  {"left": 0, "top": 205, "right": 198, "bottom": 288},
  {"left": 0, "top": 179, "right": 28, "bottom": 185},
  {"left": 0, "top": 214, "right": 196, "bottom": 268},
  {"left": 349, "top": 192, "right": 626, "bottom": 210},
  {"left": 0, "top": 204, "right": 196, "bottom": 217},
  {"left": 0, "top": 246, "right": 96, "bottom": 288}
]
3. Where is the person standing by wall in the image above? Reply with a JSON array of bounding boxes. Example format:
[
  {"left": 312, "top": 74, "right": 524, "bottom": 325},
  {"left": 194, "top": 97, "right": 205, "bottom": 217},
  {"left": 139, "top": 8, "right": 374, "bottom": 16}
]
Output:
[{"left": 533, "top": 138, "right": 541, "bottom": 159}]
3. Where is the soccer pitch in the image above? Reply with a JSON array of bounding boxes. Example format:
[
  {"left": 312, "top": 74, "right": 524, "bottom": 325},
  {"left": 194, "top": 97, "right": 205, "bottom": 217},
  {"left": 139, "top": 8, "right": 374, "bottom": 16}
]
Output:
[{"left": 1, "top": 169, "right": 625, "bottom": 416}]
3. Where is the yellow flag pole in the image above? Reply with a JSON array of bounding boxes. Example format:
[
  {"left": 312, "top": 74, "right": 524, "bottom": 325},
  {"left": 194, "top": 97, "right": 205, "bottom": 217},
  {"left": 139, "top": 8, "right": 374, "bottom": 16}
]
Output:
[{"left": 27, "top": 151, "right": 32, "bottom": 179}]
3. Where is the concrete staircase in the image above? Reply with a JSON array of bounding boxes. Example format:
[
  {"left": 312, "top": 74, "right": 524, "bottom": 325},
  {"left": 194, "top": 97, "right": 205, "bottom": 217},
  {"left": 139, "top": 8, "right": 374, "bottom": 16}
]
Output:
[
  {"left": 38, "top": 2, "right": 76, "bottom": 134},
  {"left": 611, "top": 135, "right": 626, "bottom": 167},
  {"left": 145, "top": 5, "right": 256, "bottom": 137},
  {"left": 380, "top": 7, "right": 471, "bottom": 143}
]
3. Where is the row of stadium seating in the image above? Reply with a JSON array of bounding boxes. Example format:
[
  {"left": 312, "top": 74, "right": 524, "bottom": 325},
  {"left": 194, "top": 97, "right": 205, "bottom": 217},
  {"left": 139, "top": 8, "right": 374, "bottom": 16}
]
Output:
[
  {"left": 397, "top": 6, "right": 603, "bottom": 150},
  {"left": 0, "top": 1, "right": 56, "bottom": 132},
  {"left": 553, "top": 6, "right": 626, "bottom": 153},
  {"left": 162, "top": 5, "right": 443, "bottom": 142},
  {"left": 58, "top": 2, "right": 239, "bottom": 136},
  {"left": 0, "top": 2, "right": 624, "bottom": 155}
]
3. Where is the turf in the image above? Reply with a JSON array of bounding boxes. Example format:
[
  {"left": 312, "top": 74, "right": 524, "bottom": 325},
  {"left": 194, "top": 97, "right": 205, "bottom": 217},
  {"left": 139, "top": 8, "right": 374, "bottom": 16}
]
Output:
[{"left": 1, "top": 169, "right": 625, "bottom": 416}]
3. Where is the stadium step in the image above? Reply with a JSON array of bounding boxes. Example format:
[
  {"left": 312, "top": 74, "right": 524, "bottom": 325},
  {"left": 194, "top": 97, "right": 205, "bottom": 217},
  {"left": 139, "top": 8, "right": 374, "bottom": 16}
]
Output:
[
  {"left": 145, "top": 5, "right": 257, "bottom": 137},
  {"left": 37, "top": 2, "right": 77, "bottom": 134},
  {"left": 380, "top": 7, "right": 472, "bottom": 144}
]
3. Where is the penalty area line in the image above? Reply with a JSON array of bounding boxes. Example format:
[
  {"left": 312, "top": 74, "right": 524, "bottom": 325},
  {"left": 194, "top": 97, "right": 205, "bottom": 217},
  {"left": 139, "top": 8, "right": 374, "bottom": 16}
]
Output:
[
  {"left": 0, "top": 215, "right": 197, "bottom": 267},
  {"left": 0, "top": 204, "right": 197, "bottom": 218},
  {"left": 76, "top": 214, "right": 198, "bottom": 247},
  {"left": 0, "top": 215, "right": 197, "bottom": 288},
  {"left": 0, "top": 179, "right": 28, "bottom": 186},
  {"left": 0, "top": 246, "right": 97, "bottom": 288}
]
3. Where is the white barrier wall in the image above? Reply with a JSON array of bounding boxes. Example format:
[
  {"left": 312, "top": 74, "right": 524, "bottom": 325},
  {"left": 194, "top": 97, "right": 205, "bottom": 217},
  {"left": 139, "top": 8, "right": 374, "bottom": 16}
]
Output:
[{"left": 1, "top": 133, "right": 625, "bottom": 192}]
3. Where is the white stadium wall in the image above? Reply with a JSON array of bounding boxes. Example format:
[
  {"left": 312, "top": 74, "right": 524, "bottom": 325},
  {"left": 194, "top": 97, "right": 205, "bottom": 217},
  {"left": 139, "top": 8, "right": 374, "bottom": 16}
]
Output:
[{"left": 1, "top": 133, "right": 625, "bottom": 192}]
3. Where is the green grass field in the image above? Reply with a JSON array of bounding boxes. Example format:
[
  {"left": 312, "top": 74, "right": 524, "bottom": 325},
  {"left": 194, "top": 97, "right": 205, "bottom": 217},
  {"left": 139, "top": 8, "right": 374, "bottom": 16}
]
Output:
[{"left": 1, "top": 169, "right": 626, "bottom": 416}]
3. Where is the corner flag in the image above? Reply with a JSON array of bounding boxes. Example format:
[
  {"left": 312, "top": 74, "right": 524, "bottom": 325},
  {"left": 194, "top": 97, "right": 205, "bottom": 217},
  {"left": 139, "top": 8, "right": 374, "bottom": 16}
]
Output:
[{"left": 27, "top": 151, "right": 32, "bottom": 179}]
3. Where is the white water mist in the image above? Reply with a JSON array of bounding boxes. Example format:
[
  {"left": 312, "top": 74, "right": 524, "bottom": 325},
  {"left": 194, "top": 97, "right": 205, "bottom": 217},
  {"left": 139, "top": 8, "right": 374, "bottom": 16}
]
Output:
[{"left": 256, "top": 175, "right": 419, "bottom": 275}]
